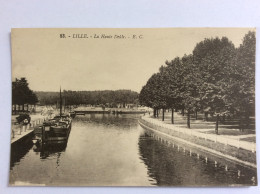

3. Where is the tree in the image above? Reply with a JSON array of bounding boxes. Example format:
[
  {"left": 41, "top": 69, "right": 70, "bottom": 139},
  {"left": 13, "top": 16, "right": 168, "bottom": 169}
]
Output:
[
  {"left": 140, "top": 31, "right": 255, "bottom": 133},
  {"left": 192, "top": 37, "right": 236, "bottom": 133},
  {"left": 36, "top": 90, "right": 139, "bottom": 107},
  {"left": 164, "top": 57, "right": 185, "bottom": 124},
  {"left": 12, "top": 77, "right": 38, "bottom": 114},
  {"left": 139, "top": 73, "right": 166, "bottom": 118},
  {"left": 223, "top": 31, "right": 255, "bottom": 129}
]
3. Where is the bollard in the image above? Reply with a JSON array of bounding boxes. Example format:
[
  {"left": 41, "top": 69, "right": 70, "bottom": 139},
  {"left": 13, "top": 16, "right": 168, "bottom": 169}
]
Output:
[
  {"left": 251, "top": 146, "right": 255, "bottom": 153},
  {"left": 177, "top": 145, "right": 180, "bottom": 151},
  {"left": 183, "top": 148, "right": 185, "bottom": 153},
  {"left": 225, "top": 165, "right": 228, "bottom": 171},
  {"left": 214, "top": 161, "right": 217, "bottom": 167},
  {"left": 251, "top": 176, "right": 256, "bottom": 185},
  {"left": 23, "top": 125, "right": 26, "bottom": 132},
  {"left": 190, "top": 150, "right": 192, "bottom": 156},
  {"left": 205, "top": 157, "right": 208, "bottom": 163},
  {"left": 238, "top": 170, "right": 241, "bottom": 177},
  {"left": 197, "top": 153, "right": 200, "bottom": 159},
  {"left": 19, "top": 127, "right": 22, "bottom": 135}
]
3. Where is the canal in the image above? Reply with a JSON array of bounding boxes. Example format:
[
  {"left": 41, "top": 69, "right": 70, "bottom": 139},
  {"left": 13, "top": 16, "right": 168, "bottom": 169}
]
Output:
[{"left": 9, "top": 114, "right": 257, "bottom": 186}]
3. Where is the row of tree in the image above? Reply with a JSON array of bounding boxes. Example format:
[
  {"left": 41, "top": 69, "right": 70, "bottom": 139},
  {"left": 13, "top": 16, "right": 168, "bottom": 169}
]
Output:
[
  {"left": 12, "top": 78, "right": 38, "bottom": 113},
  {"left": 139, "top": 31, "right": 255, "bottom": 133},
  {"left": 12, "top": 78, "right": 139, "bottom": 113},
  {"left": 36, "top": 90, "right": 139, "bottom": 107}
]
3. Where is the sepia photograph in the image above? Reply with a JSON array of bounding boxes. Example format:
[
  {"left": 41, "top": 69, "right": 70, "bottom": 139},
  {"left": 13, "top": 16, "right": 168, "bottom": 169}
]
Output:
[{"left": 10, "top": 28, "right": 256, "bottom": 186}]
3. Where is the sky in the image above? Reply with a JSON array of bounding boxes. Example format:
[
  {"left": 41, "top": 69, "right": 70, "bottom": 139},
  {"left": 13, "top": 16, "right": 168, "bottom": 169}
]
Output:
[{"left": 11, "top": 28, "right": 254, "bottom": 92}]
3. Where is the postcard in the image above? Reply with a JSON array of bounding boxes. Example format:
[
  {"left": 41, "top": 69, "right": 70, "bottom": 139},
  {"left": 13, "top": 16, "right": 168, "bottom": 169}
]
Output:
[{"left": 10, "top": 28, "right": 257, "bottom": 186}]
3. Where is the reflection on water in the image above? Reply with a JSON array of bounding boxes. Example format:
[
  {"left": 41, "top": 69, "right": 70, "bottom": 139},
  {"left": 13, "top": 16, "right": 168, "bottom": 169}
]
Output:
[
  {"left": 9, "top": 114, "right": 257, "bottom": 186},
  {"left": 10, "top": 136, "right": 33, "bottom": 170},
  {"left": 138, "top": 132, "right": 257, "bottom": 186},
  {"left": 33, "top": 142, "right": 68, "bottom": 159}
]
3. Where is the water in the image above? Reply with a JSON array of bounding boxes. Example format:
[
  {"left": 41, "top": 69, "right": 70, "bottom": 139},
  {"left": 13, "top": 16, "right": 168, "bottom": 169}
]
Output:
[{"left": 9, "top": 114, "right": 257, "bottom": 186}]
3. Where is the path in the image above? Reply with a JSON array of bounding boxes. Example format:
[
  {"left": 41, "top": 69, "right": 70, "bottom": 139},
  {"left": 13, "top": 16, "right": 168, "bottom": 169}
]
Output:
[{"left": 142, "top": 112, "right": 256, "bottom": 152}]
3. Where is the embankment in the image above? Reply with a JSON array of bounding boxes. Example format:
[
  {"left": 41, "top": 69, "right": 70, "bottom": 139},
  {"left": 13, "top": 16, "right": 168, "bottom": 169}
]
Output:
[{"left": 139, "top": 116, "right": 257, "bottom": 169}]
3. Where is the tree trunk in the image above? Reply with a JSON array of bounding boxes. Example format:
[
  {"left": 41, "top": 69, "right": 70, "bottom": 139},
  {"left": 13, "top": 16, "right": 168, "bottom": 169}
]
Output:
[
  {"left": 204, "top": 112, "right": 208, "bottom": 121},
  {"left": 27, "top": 104, "right": 29, "bottom": 112},
  {"left": 14, "top": 104, "right": 16, "bottom": 115},
  {"left": 222, "top": 114, "right": 226, "bottom": 124},
  {"left": 195, "top": 110, "right": 198, "bottom": 120},
  {"left": 245, "top": 110, "right": 250, "bottom": 128},
  {"left": 182, "top": 108, "right": 184, "bottom": 116},
  {"left": 239, "top": 113, "right": 243, "bottom": 131},
  {"left": 215, "top": 114, "right": 219, "bottom": 134},
  {"left": 153, "top": 109, "right": 156, "bottom": 118},
  {"left": 156, "top": 109, "right": 159, "bottom": 118},
  {"left": 162, "top": 108, "right": 165, "bottom": 121},
  {"left": 171, "top": 108, "right": 174, "bottom": 124},
  {"left": 22, "top": 104, "right": 24, "bottom": 111},
  {"left": 187, "top": 110, "right": 190, "bottom": 128}
]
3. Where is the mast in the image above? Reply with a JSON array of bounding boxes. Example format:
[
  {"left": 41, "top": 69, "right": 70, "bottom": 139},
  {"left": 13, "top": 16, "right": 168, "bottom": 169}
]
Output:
[{"left": 60, "top": 86, "right": 62, "bottom": 117}]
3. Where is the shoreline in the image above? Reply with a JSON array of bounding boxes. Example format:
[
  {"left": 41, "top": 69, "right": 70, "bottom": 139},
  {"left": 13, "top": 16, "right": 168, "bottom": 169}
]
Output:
[{"left": 139, "top": 116, "right": 257, "bottom": 169}]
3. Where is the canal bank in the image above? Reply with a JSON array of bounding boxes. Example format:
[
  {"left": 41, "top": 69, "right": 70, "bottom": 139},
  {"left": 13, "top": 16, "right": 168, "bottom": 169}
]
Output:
[
  {"left": 11, "top": 115, "right": 49, "bottom": 145},
  {"left": 139, "top": 115, "right": 257, "bottom": 169}
]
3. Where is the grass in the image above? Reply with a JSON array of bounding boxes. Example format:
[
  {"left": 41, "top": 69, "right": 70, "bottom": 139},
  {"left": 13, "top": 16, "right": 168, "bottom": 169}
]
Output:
[
  {"left": 202, "top": 128, "right": 255, "bottom": 136},
  {"left": 241, "top": 137, "right": 256, "bottom": 143}
]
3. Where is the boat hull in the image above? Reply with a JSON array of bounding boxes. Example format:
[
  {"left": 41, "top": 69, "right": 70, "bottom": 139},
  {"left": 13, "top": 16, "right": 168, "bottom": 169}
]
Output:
[{"left": 33, "top": 120, "right": 72, "bottom": 143}]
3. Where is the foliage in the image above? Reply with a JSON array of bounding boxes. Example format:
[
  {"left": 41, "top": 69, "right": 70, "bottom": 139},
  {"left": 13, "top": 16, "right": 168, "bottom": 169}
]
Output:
[
  {"left": 139, "top": 31, "right": 255, "bottom": 129},
  {"left": 36, "top": 90, "right": 139, "bottom": 107},
  {"left": 12, "top": 77, "right": 38, "bottom": 106}
]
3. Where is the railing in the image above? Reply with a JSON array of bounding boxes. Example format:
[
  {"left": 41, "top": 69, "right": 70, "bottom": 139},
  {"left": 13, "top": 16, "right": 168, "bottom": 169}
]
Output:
[{"left": 141, "top": 116, "right": 256, "bottom": 153}]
